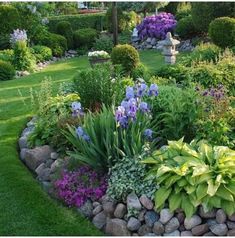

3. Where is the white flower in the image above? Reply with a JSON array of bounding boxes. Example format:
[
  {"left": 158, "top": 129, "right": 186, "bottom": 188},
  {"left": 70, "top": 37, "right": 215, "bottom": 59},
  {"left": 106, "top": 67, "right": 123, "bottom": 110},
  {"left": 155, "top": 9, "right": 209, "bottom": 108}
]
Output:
[
  {"left": 10, "top": 29, "right": 27, "bottom": 45},
  {"left": 88, "top": 50, "right": 110, "bottom": 59}
]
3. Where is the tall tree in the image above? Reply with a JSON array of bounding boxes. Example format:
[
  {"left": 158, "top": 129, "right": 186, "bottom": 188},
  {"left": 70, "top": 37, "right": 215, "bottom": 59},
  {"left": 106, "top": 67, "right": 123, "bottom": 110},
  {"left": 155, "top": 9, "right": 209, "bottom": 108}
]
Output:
[{"left": 112, "top": 2, "right": 118, "bottom": 46}]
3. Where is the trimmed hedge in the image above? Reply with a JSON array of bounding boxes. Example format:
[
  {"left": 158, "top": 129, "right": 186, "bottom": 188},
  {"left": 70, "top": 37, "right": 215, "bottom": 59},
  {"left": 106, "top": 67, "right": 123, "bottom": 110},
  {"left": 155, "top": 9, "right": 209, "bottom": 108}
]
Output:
[
  {"left": 176, "top": 16, "right": 198, "bottom": 39},
  {"left": 0, "top": 60, "right": 15, "bottom": 81},
  {"left": 48, "top": 13, "right": 105, "bottom": 32},
  {"left": 73, "top": 28, "right": 97, "bottom": 49},
  {"left": 31, "top": 45, "right": 52, "bottom": 63}
]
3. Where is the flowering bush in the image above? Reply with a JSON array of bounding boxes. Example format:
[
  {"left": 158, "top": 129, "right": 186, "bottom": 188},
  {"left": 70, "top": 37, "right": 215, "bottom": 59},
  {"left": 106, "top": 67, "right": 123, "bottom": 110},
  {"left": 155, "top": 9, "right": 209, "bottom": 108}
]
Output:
[
  {"left": 136, "top": 12, "right": 177, "bottom": 40},
  {"left": 10, "top": 29, "right": 27, "bottom": 45},
  {"left": 54, "top": 166, "right": 107, "bottom": 207},
  {"left": 88, "top": 50, "right": 110, "bottom": 59}
]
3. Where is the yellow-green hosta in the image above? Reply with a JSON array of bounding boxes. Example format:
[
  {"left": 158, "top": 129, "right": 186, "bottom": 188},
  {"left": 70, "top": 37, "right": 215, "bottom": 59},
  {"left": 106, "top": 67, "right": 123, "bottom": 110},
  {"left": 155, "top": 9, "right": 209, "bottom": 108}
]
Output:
[{"left": 143, "top": 138, "right": 235, "bottom": 218}]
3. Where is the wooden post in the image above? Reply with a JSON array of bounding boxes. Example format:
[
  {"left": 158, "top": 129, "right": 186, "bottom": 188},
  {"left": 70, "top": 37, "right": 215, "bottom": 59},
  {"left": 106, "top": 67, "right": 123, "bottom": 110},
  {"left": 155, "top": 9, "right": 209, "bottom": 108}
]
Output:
[{"left": 112, "top": 2, "right": 118, "bottom": 46}]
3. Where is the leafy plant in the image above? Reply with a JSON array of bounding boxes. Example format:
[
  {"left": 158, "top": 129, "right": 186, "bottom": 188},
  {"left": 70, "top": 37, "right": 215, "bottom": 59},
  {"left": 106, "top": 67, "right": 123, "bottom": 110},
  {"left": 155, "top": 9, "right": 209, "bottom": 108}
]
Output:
[
  {"left": 93, "top": 34, "right": 113, "bottom": 54},
  {"left": 0, "top": 60, "right": 15, "bottom": 81},
  {"left": 143, "top": 138, "right": 235, "bottom": 218},
  {"left": 31, "top": 45, "right": 52, "bottom": 63},
  {"left": 73, "top": 28, "right": 97, "bottom": 49},
  {"left": 0, "top": 49, "right": 14, "bottom": 63},
  {"left": 176, "top": 16, "right": 198, "bottom": 39}
]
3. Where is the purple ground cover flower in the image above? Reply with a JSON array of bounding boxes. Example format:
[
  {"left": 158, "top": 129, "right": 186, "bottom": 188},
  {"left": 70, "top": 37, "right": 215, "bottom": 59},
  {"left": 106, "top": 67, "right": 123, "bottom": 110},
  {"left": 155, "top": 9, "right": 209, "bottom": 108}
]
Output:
[{"left": 54, "top": 166, "right": 108, "bottom": 207}]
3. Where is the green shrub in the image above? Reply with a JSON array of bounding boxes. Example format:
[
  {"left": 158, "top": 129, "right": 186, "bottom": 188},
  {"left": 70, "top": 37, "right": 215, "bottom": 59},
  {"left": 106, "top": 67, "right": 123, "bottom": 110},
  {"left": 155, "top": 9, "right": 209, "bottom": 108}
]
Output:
[
  {"left": 48, "top": 13, "right": 105, "bottom": 32},
  {"left": 118, "top": 31, "right": 132, "bottom": 45},
  {"left": 31, "top": 45, "right": 52, "bottom": 63},
  {"left": 176, "top": 16, "right": 198, "bottom": 39},
  {"left": 191, "top": 2, "right": 235, "bottom": 33},
  {"left": 93, "top": 34, "right": 113, "bottom": 54},
  {"left": 107, "top": 156, "right": 155, "bottom": 201},
  {"left": 150, "top": 75, "right": 176, "bottom": 86},
  {"left": 130, "top": 63, "right": 151, "bottom": 81},
  {"left": 55, "top": 21, "right": 74, "bottom": 49},
  {"left": 0, "top": 49, "right": 14, "bottom": 62},
  {"left": 0, "top": 35, "right": 10, "bottom": 50},
  {"left": 175, "top": 9, "right": 191, "bottom": 21},
  {"left": 151, "top": 85, "right": 199, "bottom": 145},
  {"left": 12, "top": 41, "right": 36, "bottom": 71},
  {"left": 0, "top": 60, "right": 15, "bottom": 81},
  {"left": 73, "top": 28, "right": 97, "bottom": 49},
  {"left": 0, "top": 5, "right": 20, "bottom": 35},
  {"left": 73, "top": 63, "right": 116, "bottom": 111},
  {"left": 143, "top": 138, "right": 235, "bottom": 217},
  {"left": 111, "top": 44, "right": 140, "bottom": 74},
  {"left": 37, "top": 32, "right": 67, "bottom": 57},
  {"left": 209, "top": 17, "right": 235, "bottom": 48}
]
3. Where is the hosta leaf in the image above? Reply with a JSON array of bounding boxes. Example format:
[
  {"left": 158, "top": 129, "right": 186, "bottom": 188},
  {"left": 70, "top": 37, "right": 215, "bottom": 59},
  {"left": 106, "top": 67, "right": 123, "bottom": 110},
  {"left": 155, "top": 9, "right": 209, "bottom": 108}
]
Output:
[
  {"left": 192, "top": 165, "right": 210, "bottom": 177},
  {"left": 196, "top": 183, "right": 208, "bottom": 200},
  {"left": 165, "top": 175, "right": 181, "bottom": 188},
  {"left": 155, "top": 187, "right": 172, "bottom": 209},
  {"left": 177, "top": 178, "right": 188, "bottom": 187},
  {"left": 222, "top": 200, "right": 235, "bottom": 216},
  {"left": 182, "top": 195, "right": 195, "bottom": 218},
  {"left": 185, "top": 185, "right": 196, "bottom": 194},
  {"left": 169, "top": 193, "right": 182, "bottom": 212},
  {"left": 181, "top": 144, "right": 199, "bottom": 158},
  {"left": 157, "top": 165, "right": 173, "bottom": 177},
  {"left": 225, "top": 182, "right": 235, "bottom": 197},
  {"left": 142, "top": 157, "right": 158, "bottom": 164},
  {"left": 207, "top": 177, "right": 221, "bottom": 197},
  {"left": 216, "top": 185, "right": 234, "bottom": 202},
  {"left": 198, "top": 142, "right": 213, "bottom": 164},
  {"left": 208, "top": 196, "right": 221, "bottom": 208},
  {"left": 197, "top": 173, "right": 213, "bottom": 184}
]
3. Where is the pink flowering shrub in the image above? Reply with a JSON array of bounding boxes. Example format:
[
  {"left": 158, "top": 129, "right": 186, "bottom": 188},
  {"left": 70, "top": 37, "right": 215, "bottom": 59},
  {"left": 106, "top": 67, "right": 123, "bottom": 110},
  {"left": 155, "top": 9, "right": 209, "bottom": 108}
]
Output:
[{"left": 54, "top": 165, "right": 108, "bottom": 207}]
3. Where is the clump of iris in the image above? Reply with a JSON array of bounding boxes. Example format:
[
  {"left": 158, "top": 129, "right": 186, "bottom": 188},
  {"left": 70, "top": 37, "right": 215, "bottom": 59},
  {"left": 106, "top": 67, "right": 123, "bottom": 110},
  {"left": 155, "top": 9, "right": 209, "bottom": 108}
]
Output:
[
  {"left": 71, "top": 101, "right": 84, "bottom": 117},
  {"left": 10, "top": 29, "right": 27, "bottom": 45},
  {"left": 76, "top": 126, "right": 90, "bottom": 142}
]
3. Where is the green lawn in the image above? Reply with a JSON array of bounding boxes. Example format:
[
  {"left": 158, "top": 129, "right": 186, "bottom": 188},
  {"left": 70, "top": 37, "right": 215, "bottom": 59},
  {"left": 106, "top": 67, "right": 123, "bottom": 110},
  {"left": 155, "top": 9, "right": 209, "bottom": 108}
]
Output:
[{"left": 0, "top": 51, "right": 166, "bottom": 235}]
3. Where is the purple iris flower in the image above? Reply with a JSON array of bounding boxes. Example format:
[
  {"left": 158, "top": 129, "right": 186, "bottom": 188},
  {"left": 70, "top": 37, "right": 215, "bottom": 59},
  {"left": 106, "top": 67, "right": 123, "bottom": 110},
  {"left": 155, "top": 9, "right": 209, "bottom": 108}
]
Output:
[
  {"left": 126, "top": 86, "right": 135, "bottom": 99},
  {"left": 115, "top": 106, "right": 125, "bottom": 121},
  {"left": 136, "top": 83, "right": 148, "bottom": 97},
  {"left": 139, "top": 102, "right": 149, "bottom": 113},
  {"left": 144, "top": 129, "right": 153, "bottom": 140},
  {"left": 71, "top": 101, "right": 84, "bottom": 117},
  {"left": 76, "top": 126, "right": 90, "bottom": 142},
  {"left": 148, "top": 84, "right": 159, "bottom": 96}
]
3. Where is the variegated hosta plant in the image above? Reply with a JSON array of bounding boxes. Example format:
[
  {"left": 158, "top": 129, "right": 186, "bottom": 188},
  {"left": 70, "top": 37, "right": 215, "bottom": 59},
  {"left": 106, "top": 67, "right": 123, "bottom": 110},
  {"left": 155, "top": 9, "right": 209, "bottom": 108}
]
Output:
[{"left": 142, "top": 138, "right": 235, "bottom": 218}]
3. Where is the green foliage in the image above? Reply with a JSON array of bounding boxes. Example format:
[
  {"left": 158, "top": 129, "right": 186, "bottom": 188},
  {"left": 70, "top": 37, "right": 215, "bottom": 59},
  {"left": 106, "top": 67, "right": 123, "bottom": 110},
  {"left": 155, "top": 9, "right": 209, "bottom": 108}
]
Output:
[
  {"left": 191, "top": 2, "right": 235, "bottom": 33},
  {"left": 31, "top": 45, "right": 52, "bottom": 63},
  {"left": 150, "top": 76, "right": 176, "bottom": 86},
  {"left": 37, "top": 32, "right": 67, "bottom": 57},
  {"left": 0, "top": 49, "right": 14, "bottom": 63},
  {"left": 111, "top": 44, "right": 140, "bottom": 74},
  {"left": 73, "top": 28, "right": 97, "bottom": 49},
  {"left": 55, "top": 21, "right": 74, "bottom": 49},
  {"left": 176, "top": 16, "right": 198, "bottom": 39},
  {"left": 93, "top": 34, "right": 113, "bottom": 54},
  {"left": 209, "top": 17, "right": 235, "bottom": 48},
  {"left": 130, "top": 63, "right": 151, "bottom": 81},
  {"left": 107, "top": 156, "right": 155, "bottom": 201},
  {"left": 48, "top": 13, "right": 105, "bottom": 32},
  {"left": 175, "top": 3, "right": 191, "bottom": 21},
  {"left": 0, "top": 60, "right": 15, "bottom": 81},
  {"left": 151, "top": 86, "right": 199, "bottom": 144},
  {"left": 0, "top": 34, "right": 11, "bottom": 50},
  {"left": 73, "top": 63, "right": 117, "bottom": 111},
  {"left": 12, "top": 41, "right": 36, "bottom": 71},
  {"left": 118, "top": 31, "right": 132, "bottom": 45},
  {"left": 143, "top": 138, "right": 235, "bottom": 217},
  {"left": 0, "top": 4, "right": 20, "bottom": 35}
]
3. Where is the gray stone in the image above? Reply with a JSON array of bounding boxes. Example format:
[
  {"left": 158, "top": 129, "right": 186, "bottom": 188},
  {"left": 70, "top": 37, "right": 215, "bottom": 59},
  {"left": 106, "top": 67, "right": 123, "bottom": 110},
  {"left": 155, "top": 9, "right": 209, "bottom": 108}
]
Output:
[
  {"left": 228, "top": 213, "right": 235, "bottom": 221},
  {"left": 227, "top": 221, "right": 235, "bottom": 229},
  {"left": 181, "top": 231, "right": 193, "bottom": 236},
  {"left": 127, "top": 217, "right": 141, "bottom": 231},
  {"left": 192, "top": 224, "right": 209, "bottom": 236},
  {"left": 151, "top": 38, "right": 157, "bottom": 46},
  {"left": 50, "top": 159, "right": 63, "bottom": 173},
  {"left": 144, "top": 211, "right": 159, "bottom": 227},
  {"left": 146, "top": 37, "right": 152, "bottom": 43},
  {"left": 144, "top": 233, "right": 155, "bottom": 236},
  {"left": 92, "top": 211, "right": 107, "bottom": 229},
  {"left": 199, "top": 206, "right": 216, "bottom": 219},
  {"left": 139, "top": 195, "right": 154, "bottom": 210},
  {"left": 42, "top": 181, "right": 51, "bottom": 192},
  {"left": 203, "top": 232, "right": 214, "bottom": 236},
  {"left": 210, "top": 223, "right": 228, "bottom": 236},
  {"left": 138, "top": 209, "right": 146, "bottom": 222},
  {"left": 22, "top": 126, "right": 34, "bottom": 137},
  {"left": 105, "top": 218, "right": 130, "bottom": 236},
  {"left": 153, "top": 221, "right": 164, "bottom": 235},
  {"left": 132, "top": 233, "right": 139, "bottom": 236},
  {"left": 228, "top": 229, "right": 235, "bottom": 236},
  {"left": 179, "top": 224, "right": 186, "bottom": 231},
  {"left": 93, "top": 201, "right": 100, "bottom": 208},
  {"left": 184, "top": 215, "right": 202, "bottom": 230},
  {"left": 138, "top": 224, "right": 152, "bottom": 236},
  {"left": 146, "top": 44, "right": 152, "bottom": 49},
  {"left": 19, "top": 136, "right": 28, "bottom": 149},
  {"left": 77, "top": 199, "right": 93, "bottom": 218},
  {"left": 24, "top": 145, "right": 52, "bottom": 170},
  {"left": 35, "top": 163, "right": 46, "bottom": 176},
  {"left": 163, "top": 230, "right": 180, "bottom": 236},
  {"left": 50, "top": 152, "right": 59, "bottom": 160},
  {"left": 45, "top": 159, "right": 54, "bottom": 168},
  {"left": 27, "top": 120, "right": 35, "bottom": 127},
  {"left": 176, "top": 212, "right": 185, "bottom": 224},
  {"left": 216, "top": 209, "right": 227, "bottom": 224},
  {"left": 93, "top": 205, "right": 103, "bottom": 216},
  {"left": 38, "top": 168, "right": 51, "bottom": 181},
  {"left": 165, "top": 217, "right": 180, "bottom": 233},
  {"left": 159, "top": 208, "right": 174, "bottom": 224},
  {"left": 114, "top": 203, "right": 127, "bottom": 219},
  {"left": 206, "top": 219, "right": 217, "bottom": 227},
  {"left": 127, "top": 192, "right": 142, "bottom": 211},
  {"left": 20, "top": 148, "right": 28, "bottom": 161},
  {"left": 103, "top": 201, "right": 116, "bottom": 217}
]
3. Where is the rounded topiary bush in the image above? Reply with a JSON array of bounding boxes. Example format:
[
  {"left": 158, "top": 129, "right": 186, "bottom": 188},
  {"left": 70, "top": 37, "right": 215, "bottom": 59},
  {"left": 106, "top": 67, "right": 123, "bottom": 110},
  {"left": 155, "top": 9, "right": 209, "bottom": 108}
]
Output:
[
  {"left": 55, "top": 21, "right": 74, "bottom": 49},
  {"left": 93, "top": 35, "right": 114, "bottom": 54},
  {"left": 73, "top": 28, "right": 97, "bottom": 49},
  {"left": 111, "top": 44, "right": 140, "bottom": 73},
  {"left": 31, "top": 45, "right": 52, "bottom": 63},
  {"left": 176, "top": 16, "right": 198, "bottom": 39},
  {"left": 0, "top": 60, "right": 15, "bottom": 81},
  {"left": 209, "top": 17, "right": 235, "bottom": 48}
]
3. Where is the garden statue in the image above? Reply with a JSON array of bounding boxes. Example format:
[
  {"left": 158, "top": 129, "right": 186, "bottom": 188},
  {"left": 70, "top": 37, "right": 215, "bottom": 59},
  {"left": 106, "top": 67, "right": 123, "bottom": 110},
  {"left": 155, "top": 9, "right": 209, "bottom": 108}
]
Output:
[
  {"left": 132, "top": 27, "right": 138, "bottom": 37},
  {"left": 161, "top": 32, "right": 180, "bottom": 64}
]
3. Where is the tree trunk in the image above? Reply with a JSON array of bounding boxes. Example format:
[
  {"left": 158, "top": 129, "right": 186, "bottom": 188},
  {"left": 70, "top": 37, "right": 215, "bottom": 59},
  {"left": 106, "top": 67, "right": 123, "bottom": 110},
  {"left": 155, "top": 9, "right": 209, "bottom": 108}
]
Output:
[{"left": 112, "top": 2, "right": 118, "bottom": 46}]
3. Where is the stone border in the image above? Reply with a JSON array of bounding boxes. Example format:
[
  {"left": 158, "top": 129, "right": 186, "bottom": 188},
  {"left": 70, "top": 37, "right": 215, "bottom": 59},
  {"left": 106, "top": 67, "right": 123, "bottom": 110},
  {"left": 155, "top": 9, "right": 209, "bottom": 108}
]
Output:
[{"left": 18, "top": 119, "right": 235, "bottom": 236}]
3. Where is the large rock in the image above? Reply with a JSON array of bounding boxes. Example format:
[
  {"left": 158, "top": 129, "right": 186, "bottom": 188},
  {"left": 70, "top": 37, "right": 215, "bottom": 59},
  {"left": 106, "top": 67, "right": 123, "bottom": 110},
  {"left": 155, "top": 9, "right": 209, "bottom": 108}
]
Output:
[
  {"left": 227, "top": 221, "right": 235, "bottom": 229},
  {"left": 199, "top": 206, "right": 216, "bottom": 219},
  {"left": 20, "top": 148, "right": 28, "bottom": 161},
  {"left": 127, "top": 192, "right": 142, "bottom": 211},
  {"left": 191, "top": 224, "right": 209, "bottom": 236},
  {"left": 216, "top": 209, "right": 226, "bottom": 224},
  {"left": 144, "top": 211, "right": 159, "bottom": 227},
  {"left": 105, "top": 218, "right": 130, "bottom": 236},
  {"left": 210, "top": 223, "right": 228, "bottom": 236},
  {"left": 50, "top": 152, "right": 59, "bottom": 160},
  {"left": 138, "top": 224, "right": 152, "bottom": 236},
  {"left": 139, "top": 195, "right": 154, "bottom": 210},
  {"left": 203, "top": 231, "right": 214, "bottom": 236},
  {"left": 184, "top": 215, "right": 202, "bottom": 230},
  {"left": 206, "top": 219, "right": 217, "bottom": 227},
  {"left": 24, "top": 145, "right": 52, "bottom": 170},
  {"left": 92, "top": 211, "right": 107, "bottom": 229},
  {"left": 35, "top": 163, "right": 46, "bottom": 176},
  {"left": 228, "top": 229, "right": 235, "bottom": 236},
  {"left": 103, "top": 201, "right": 116, "bottom": 217},
  {"left": 19, "top": 136, "right": 29, "bottom": 149},
  {"left": 151, "top": 38, "right": 157, "bottom": 46},
  {"left": 114, "top": 203, "right": 127, "bottom": 219},
  {"left": 165, "top": 217, "right": 180, "bottom": 233},
  {"left": 153, "top": 221, "right": 164, "bottom": 235},
  {"left": 138, "top": 209, "right": 146, "bottom": 222},
  {"left": 176, "top": 212, "right": 185, "bottom": 224},
  {"left": 228, "top": 213, "right": 235, "bottom": 221},
  {"left": 181, "top": 231, "right": 193, "bottom": 236},
  {"left": 159, "top": 208, "right": 174, "bottom": 224},
  {"left": 38, "top": 168, "right": 51, "bottom": 181},
  {"left": 77, "top": 199, "right": 93, "bottom": 218},
  {"left": 93, "top": 205, "right": 103, "bottom": 216},
  {"left": 127, "top": 217, "right": 141, "bottom": 231},
  {"left": 163, "top": 230, "right": 180, "bottom": 236}
]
